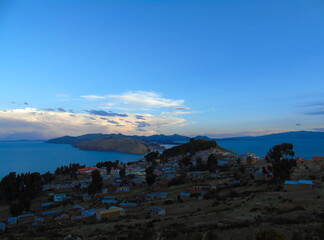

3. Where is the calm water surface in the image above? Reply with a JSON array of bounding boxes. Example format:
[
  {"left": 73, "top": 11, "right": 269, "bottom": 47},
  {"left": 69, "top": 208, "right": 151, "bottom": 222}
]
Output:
[
  {"left": 0, "top": 137, "right": 323, "bottom": 179},
  {"left": 0, "top": 141, "right": 144, "bottom": 179},
  {"left": 218, "top": 137, "right": 324, "bottom": 159}
]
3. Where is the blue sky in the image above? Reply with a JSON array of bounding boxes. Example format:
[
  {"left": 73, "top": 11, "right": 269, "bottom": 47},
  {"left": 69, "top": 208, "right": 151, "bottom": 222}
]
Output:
[{"left": 0, "top": 0, "right": 324, "bottom": 139}]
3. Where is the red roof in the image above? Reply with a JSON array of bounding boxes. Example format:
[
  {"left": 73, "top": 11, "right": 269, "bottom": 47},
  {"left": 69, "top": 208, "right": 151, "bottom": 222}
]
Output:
[
  {"left": 78, "top": 167, "right": 98, "bottom": 172},
  {"left": 313, "top": 156, "right": 324, "bottom": 161}
]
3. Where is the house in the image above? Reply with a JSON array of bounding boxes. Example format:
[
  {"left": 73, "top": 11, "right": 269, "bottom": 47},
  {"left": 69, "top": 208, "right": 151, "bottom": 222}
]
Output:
[
  {"left": 313, "top": 156, "right": 324, "bottom": 170},
  {"left": 81, "top": 209, "right": 97, "bottom": 223},
  {"left": 179, "top": 192, "right": 191, "bottom": 200},
  {"left": 149, "top": 206, "right": 166, "bottom": 216},
  {"left": 54, "top": 193, "right": 66, "bottom": 202},
  {"left": 298, "top": 180, "right": 314, "bottom": 190},
  {"left": 284, "top": 181, "right": 299, "bottom": 191},
  {"left": 96, "top": 208, "right": 122, "bottom": 220},
  {"left": 210, "top": 174, "right": 221, "bottom": 179},
  {"left": 62, "top": 195, "right": 72, "bottom": 202},
  {"left": 68, "top": 205, "right": 82, "bottom": 216},
  {"left": 78, "top": 167, "right": 98, "bottom": 175},
  {"left": 35, "top": 217, "right": 44, "bottom": 225},
  {"left": 58, "top": 214, "right": 70, "bottom": 224},
  {"left": 7, "top": 217, "right": 17, "bottom": 226},
  {"left": 41, "top": 210, "right": 63, "bottom": 221},
  {"left": 0, "top": 222, "right": 6, "bottom": 231},
  {"left": 103, "top": 196, "right": 116, "bottom": 199},
  {"left": 41, "top": 202, "right": 53, "bottom": 208},
  {"left": 146, "top": 193, "right": 155, "bottom": 201},
  {"left": 155, "top": 192, "right": 168, "bottom": 199},
  {"left": 102, "top": 199, "right": 117, "bottom": 205},
  {"left": 133, "top": 178, "right": 146, "bottom": 185},
  {"left": 189, "top": 184, "right": 211, "bottom": 192},
  {"left": 82, "top": 194, "right": 91, "bottom": 201},
  {"left": 111, "top": 168, "right": 120, "bottom": 174},
  {"left": 71, "top": 216, "right": 83, "bottom": 223},
  {"left": 17, "top": 213, "right": 34, "bottom": 224},
  {"left": 254, "top": 170, "right": 267, "bottom": 181},
  {"left": 119, "top": 202, "right": 137, "bottom": 207},
  {"left": 210, "top": 183, "right": 218, "bottom": 190},
  {"left": 218, "top": 161, "right": 229, "bottom": 166},
  {"left": 118, "top": 186, "right": 130, "bottom": 192},
  {"left": 313, "top": 156, "right": 324, "bottom": 162},
  {"left": 284, "top": 180, "right": 313, "bottom": 191}
]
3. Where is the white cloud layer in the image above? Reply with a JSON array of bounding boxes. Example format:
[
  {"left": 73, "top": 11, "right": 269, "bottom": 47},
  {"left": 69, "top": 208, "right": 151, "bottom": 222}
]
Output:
[
  {"left": 81, "top": 91, "right": 188, "bottom": 111},
  {"left": 0, "top": 108, "right": 186, "bottom": 140}
]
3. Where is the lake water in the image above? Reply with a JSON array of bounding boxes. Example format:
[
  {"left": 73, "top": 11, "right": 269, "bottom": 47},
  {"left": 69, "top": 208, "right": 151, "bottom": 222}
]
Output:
[
  {"left": 0, "top": 141, "right": 144, "bottom": 179},
  {"left": 217, "top": 137, "right": 324, "bottom": 159},
  {"left": 0, "top": 137, "right": 323, "bottom": 179}
]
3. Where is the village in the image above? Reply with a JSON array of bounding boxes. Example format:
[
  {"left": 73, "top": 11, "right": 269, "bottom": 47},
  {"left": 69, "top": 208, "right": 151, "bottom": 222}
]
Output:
[{"left": 0, "top": 140, "right": 323, "bottom": 240}]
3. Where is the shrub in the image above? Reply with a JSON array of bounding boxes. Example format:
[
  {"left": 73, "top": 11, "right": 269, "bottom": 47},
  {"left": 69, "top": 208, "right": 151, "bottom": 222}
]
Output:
[
  {"left": 255, "top": 229, "right": 287, "bottom": 240},
  {"left": 164, "top": 199, "right": 174, "bottom": 205}
]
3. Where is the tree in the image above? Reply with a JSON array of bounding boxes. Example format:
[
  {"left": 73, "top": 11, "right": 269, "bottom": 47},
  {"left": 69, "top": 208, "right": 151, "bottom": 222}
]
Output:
[
  {"left": 119, "top": 167, "right": 126, "bottom": 179},
  {"left": 265, "top": 143, "right": 296, "bottom": 183},
  {"left": 207, "top": 154, "right": 218, "bottom": 172},
  {"left": 87, "top": 170, "right": 103, "bottom": 195},
  {"left": 236, "top": 157, "right": 241, "bottom": 165},
  {"left": 196, "top": 157, "right": 203, "bottom": 170},
  {"left": 247, "top": 156, "right": 253, "bottom": 166},
  {"left": 180, "top": 156, "right": 191, "bottom": 168},
  {"left": 145, "top": 166, "right": 156, "bottom": 186},
  {"left": 144, "top": 151, "right": 159, "bottom": 162}
]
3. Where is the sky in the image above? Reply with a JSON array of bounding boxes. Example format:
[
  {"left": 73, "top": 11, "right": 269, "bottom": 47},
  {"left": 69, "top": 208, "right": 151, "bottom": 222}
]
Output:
[{"left": 0, "top": 0, "right": 324, "bottom": 140}]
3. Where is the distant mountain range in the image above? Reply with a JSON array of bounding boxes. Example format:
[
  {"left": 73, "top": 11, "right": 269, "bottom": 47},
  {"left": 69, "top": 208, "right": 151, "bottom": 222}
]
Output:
[
  {"left": 46, "top": 131, "right": 324, "bottom": 145},
  {"left": 46, "top": 133, "right": 192, "bottom": 145},
  {"left": 215, "top": 131, "right": 324, "bottom": 141}
]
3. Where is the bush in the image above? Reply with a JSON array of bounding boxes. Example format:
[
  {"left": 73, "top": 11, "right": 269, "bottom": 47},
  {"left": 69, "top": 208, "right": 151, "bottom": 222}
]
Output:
[
  {"left": 164, "top": 199, "right": 174, "bottom": 205},
  {"left": 255, "top": 229, "right": 287, "bottom": 240}
]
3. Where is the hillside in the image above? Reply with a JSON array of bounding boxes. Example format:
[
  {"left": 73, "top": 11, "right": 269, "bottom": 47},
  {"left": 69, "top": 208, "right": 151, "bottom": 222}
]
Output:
[
  {"left": 73, "top": 137, "right": 150, "bottom": 154},
  {"left": 46, "top": 134, "right": 163, "bottom": 154}
]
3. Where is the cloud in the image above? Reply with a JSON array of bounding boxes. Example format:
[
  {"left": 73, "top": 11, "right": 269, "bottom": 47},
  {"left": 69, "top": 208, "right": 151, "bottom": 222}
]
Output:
[
  {"left": 107, "top": 91, "right": 185, "bottom": 110},
  {"left": 108, "top": 120, "right": 119, "bottom": 124},
  {"left": 306, "top": 110, "right": 324, "bottom": 115},
  {"left": 136, "top": 115, "right": 145, "bottom": 120},
  {"left": 313, "top": 127, "right": 324, "bottom": 132},
  {"left": 0, "top": 108, "right": 187, "bottom": 140},
  {"left": 136, "top": 121, "right": 150, "bottom": 128},
  {"left": 42, "top": 108, "right": 55, "bottom": 112},
  {"left": 81, "top": 95, "right": 105, "bottom": 101},
  {"left": 171, "top": 107, "right": 190, "bottom": 110},
  {"left": 57, "top": 108, "right": 66, "bottom": 112},
  {"left": 81, "top": 91, "right": 189, "bottom": 111},
  {"left": 206, "top": 129, "right": 294, "bottom": 139},
  {"left": 85, "top": 110, "right": 128, "bottom": 117}
]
